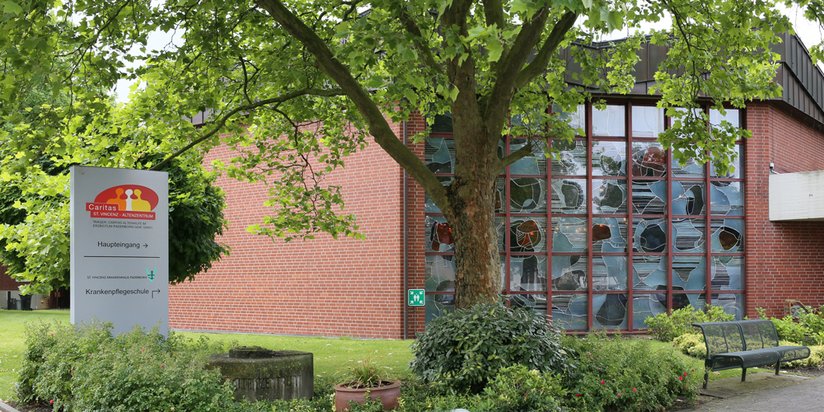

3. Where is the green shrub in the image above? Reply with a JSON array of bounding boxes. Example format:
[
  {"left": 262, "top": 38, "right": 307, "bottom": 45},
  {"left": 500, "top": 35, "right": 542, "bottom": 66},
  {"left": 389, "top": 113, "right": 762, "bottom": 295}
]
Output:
[
  {"left": 16, "top": 322, "right": 235, "bottom": 412},
  {"left": 769, "top": 315, "right": 812, "bottom": 344},
  {"left": 481, "top": 365, "right": 565, "bottom": 412},
  {"left": 645, "top": 305, "right": 734, "bottom": 342},
  {"left": 672, "top": 333, "right": 707, "bottom": 359},
  {"left": 17, "top": 322, "right": 63, "bottom": 404},
  {"left": 757, "top": 306, "right": 824, "bottom": 345},
  {"left": 71, "top": 329, "right": 235, "bottom": 412},
  {"left": 563, "top": 335, "right": 701, "bottom": 411},
  {"left": 18, "top": 322, "right": 112, "bottom": 410},
  {"left": 398, "top": 392, "right": 489, "bottom": 411},
  {"left": 410, "top": 302, "right": 569, "bottom": 393}
]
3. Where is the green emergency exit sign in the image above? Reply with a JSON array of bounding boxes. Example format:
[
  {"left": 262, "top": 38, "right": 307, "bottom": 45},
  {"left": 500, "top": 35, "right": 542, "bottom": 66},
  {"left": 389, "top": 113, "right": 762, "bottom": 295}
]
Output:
[{"left": 407, "top": 289, "right": 425, "bottom": 307}]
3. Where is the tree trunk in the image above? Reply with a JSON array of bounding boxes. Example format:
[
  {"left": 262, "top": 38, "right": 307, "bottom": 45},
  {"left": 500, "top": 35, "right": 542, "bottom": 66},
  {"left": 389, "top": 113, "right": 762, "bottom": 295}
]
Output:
[
  {"left": 447, "top": 103, "right": 502, "bottom": 308},
  {"left": 449, "top": 179, "right": 501, "bottom": 308}
]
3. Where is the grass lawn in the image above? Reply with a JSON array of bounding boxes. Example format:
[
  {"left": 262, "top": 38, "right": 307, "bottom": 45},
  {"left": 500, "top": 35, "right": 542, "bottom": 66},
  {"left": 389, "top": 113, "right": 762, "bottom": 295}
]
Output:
[
  {"left": 0, "top": 309, "right": 414, "bottom": 401},
  {"left": 0, "top": 310, "right": 69, "bottom": 402},
  {"left": 175, "top": 331, "right": 414, "bottom": 382}
]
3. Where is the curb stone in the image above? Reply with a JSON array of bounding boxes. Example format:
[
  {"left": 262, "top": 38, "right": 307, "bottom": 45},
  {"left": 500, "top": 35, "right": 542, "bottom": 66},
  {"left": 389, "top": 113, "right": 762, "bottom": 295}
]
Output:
[{"left": 0, "top": 400, "right": 21, "bottom": 412}]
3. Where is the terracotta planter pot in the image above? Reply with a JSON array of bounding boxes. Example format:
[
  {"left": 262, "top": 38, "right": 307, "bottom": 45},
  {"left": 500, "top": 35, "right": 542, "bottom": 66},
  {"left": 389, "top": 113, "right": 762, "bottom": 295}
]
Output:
[{"left": 334, "top": 380, "right": 401, "bottom": 411}]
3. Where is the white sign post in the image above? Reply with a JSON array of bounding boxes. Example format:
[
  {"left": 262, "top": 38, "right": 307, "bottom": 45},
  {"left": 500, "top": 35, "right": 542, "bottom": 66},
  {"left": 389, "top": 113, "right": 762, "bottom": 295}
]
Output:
[{"left": 70, "top": 166, "right": 169, "bottom": 335}]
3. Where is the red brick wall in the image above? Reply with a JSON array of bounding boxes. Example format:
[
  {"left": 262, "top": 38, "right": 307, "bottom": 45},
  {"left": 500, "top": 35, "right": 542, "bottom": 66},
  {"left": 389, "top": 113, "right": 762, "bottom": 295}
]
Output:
[
  {"left": 404, "top": 116, "right": 428, "bottom": 337},
  {"left": 0, "top": 266, "right": 21, "bottom": 290},
  {"left": 745, "top": 102, "right": 824, "bottom": 317},
  {"left": 169, "top": 126, "right": 408, "bottom": 338}
]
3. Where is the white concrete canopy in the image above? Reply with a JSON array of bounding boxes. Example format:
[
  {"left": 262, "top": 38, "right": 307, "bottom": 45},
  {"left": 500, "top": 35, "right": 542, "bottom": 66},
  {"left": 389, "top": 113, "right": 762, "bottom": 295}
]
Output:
[{"left": 770, "top": 170, "right": 824, "bottom": 221}]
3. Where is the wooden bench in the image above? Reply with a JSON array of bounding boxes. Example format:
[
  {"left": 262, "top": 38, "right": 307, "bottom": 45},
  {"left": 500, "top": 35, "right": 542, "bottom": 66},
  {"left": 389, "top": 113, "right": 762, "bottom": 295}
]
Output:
[{"left": 693, "top": 320, "right": 810, "bottom": 389}]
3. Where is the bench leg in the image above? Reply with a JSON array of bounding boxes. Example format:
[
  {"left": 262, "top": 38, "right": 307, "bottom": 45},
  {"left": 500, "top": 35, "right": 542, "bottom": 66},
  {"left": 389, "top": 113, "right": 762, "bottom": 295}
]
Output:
[
  {"left": 775, "top": 361, "right": 780, "bottom": 376},
  {"left": 741, "top": 368, "right": 747, "bottom": 382},
  {"left": 703, "top": 370, "right": 709, "bottom": 389}
]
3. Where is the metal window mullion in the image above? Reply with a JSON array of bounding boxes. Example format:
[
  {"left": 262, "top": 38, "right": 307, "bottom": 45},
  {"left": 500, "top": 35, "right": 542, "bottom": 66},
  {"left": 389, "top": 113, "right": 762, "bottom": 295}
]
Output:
[
  {"left": 626, "top": 102, "right": 635, "bottom": 331},
  {"left": 665, "top": 113, "right": 674, "bottom": 312},
  {"left": 586, "top": 102, "right": 594, "bottom": 330},
  {"left": 704, "top": 106, "right": 713, "bottom": 307},
  {"left": 741, "top": 108, "right": 748, "bottom": 316},
  {"left": 546, "top": 108, "right": 554, "bottom": 321},
  {"left": 505, "top": 136, "right": 512, "bottom": 299}
]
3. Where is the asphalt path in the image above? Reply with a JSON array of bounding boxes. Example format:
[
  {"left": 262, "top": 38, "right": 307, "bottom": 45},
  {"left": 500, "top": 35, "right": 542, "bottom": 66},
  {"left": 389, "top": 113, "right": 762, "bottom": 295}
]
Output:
[{"left": 687, "top": 373, "right": 824, "bottom": 411}]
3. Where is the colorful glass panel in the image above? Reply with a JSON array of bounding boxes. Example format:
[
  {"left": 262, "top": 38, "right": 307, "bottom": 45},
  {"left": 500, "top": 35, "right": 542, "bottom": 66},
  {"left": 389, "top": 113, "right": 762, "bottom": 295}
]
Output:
[
  {"left": 510, "top": 256, "right": 548, "bottom": 292},
  {"left": 551, "top": 139, "right": 587, "bottom": 176},
  {"left": 552, "top": 294, "right": 587, "bottom": 330},
  {"left": 552, "top": 217, "right": 587, "bottom": 252},
  {"left": 551, "top": 178, "right": 587, "bottom": 214},
  {"left": 592, "top": 294, "right": 628, "bottom": 329},
  {"left": 592, "top": 141, "right": 627, "bottom": 176},
  {"left": 632, "top": 142, "right": 667, "bottom": 177},
  {"left": 593, "top": 255, "right": 628, "bottom": 291},
  {"left": 552, "top": 255, "right": 587, "bottom": 291},
  {"left": 593, "top": 179, "right": 628, "bottom": 214}
]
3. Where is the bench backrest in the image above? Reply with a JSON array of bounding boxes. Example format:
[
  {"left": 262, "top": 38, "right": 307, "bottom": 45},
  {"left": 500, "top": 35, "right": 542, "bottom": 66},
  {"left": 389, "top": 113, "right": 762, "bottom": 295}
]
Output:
[
  {"left": 693, "top": 320, "right": 780, "bottom": 357},
  {"left": 738, "top": 320, "right": 780, "bottom": 350},
  {"left": 693, "top": 322, "right": 745, "bottom": 356}
]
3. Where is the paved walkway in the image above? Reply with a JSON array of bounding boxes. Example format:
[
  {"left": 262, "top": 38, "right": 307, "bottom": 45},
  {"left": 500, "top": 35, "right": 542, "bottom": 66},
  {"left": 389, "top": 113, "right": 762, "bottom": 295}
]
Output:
[{"left": 686, "top": 372, "right": 824, "bottom": 411}]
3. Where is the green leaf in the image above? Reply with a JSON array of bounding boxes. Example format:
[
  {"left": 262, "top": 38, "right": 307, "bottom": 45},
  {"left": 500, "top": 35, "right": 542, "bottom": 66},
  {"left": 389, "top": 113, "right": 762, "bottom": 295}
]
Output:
[
  {"left": 486, "top": 36, "right": 503, "bottom": 63},
  {"left": 2, "top": 1, "right": 23, "bottom": 15}
]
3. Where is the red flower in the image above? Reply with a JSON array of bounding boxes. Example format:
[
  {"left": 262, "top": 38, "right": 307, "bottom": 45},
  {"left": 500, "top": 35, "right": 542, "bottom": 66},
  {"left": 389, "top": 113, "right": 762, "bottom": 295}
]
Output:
[
  {"left": 600, "top": 379, "right": 605, "bottom": 385},
  {"left": 632, "top": 387, "right": 637, "bottom": 393},
  {"left": 683, "top": 371, "right": 688, "bottom": 377},
  {"left": 575, "top": 393, "right": 583, "bottom": 397},
  {"left": 49, "top": 400, "right": 54, "bottom": 405},
  {"left": 678, "top": 376, "right": 683, "bottom": 381}
]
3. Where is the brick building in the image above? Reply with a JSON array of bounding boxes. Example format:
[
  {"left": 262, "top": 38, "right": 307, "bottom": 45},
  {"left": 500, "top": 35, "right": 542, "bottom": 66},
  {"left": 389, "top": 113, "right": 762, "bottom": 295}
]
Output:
[{"left": 165, "top": 33, "right": 824, "bottom": 338}]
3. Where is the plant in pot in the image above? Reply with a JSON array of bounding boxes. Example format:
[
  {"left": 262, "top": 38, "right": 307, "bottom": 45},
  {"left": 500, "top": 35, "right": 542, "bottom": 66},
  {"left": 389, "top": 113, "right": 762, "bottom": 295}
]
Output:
[{"left": 334, "top": 362, "right": 401, "bottom": 411}]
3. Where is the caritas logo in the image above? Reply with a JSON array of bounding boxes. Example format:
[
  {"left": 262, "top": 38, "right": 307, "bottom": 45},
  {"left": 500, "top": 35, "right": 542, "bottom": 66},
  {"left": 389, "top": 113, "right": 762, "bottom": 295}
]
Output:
[{"left": 86, "top": 185, "right": 159, "bottom": 220}]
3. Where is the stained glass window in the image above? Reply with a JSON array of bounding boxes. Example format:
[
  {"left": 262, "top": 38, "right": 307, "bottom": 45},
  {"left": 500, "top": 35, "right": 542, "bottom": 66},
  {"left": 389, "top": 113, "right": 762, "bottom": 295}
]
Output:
[{"left": 422, "top": 102, "right": 744, "bottom": 332}]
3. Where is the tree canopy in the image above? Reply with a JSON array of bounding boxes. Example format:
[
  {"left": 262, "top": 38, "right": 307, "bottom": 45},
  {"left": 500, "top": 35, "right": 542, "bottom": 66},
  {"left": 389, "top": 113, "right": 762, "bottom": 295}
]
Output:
[
  {"left": 0, "top": 51, "right": 227, "bottom": 294},
  {"left": 1, "top": 0, "right": 822, "bottom": 304}
]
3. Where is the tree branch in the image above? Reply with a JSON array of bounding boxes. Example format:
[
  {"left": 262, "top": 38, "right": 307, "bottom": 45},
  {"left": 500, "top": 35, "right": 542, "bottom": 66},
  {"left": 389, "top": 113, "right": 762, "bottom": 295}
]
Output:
[
  {"left": 482, "top": 0, "right": 504, "bottom": 28},
  {"left": 514, "top": 11, "right": 578, "bottom": 89},
  {"left": 390, "top": 4, "right": 441, "bottom": 71},
  {"left": 483, "top": 8, "right": 549, "bottom": 138},
  {"left": 440, "top": 0, "right": 473, "bottom": 27},
  {"left": 254, "top": 0, "right": 450, "bottom": 212},
  {"left": 498, "top": 141, "right": 534, "bottom": 172},
  {"left": 151, "top": 88, "right": 343, "bottom": 171}
]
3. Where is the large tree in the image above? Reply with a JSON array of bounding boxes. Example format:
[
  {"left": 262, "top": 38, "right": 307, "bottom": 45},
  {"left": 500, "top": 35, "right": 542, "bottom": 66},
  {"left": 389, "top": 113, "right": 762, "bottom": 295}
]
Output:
[
  {"left": 0, "top": 49, "right": 228, "bottom": 294},
  {"left": 1, "top": 0, "right": 821, "bottom": 305}
]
